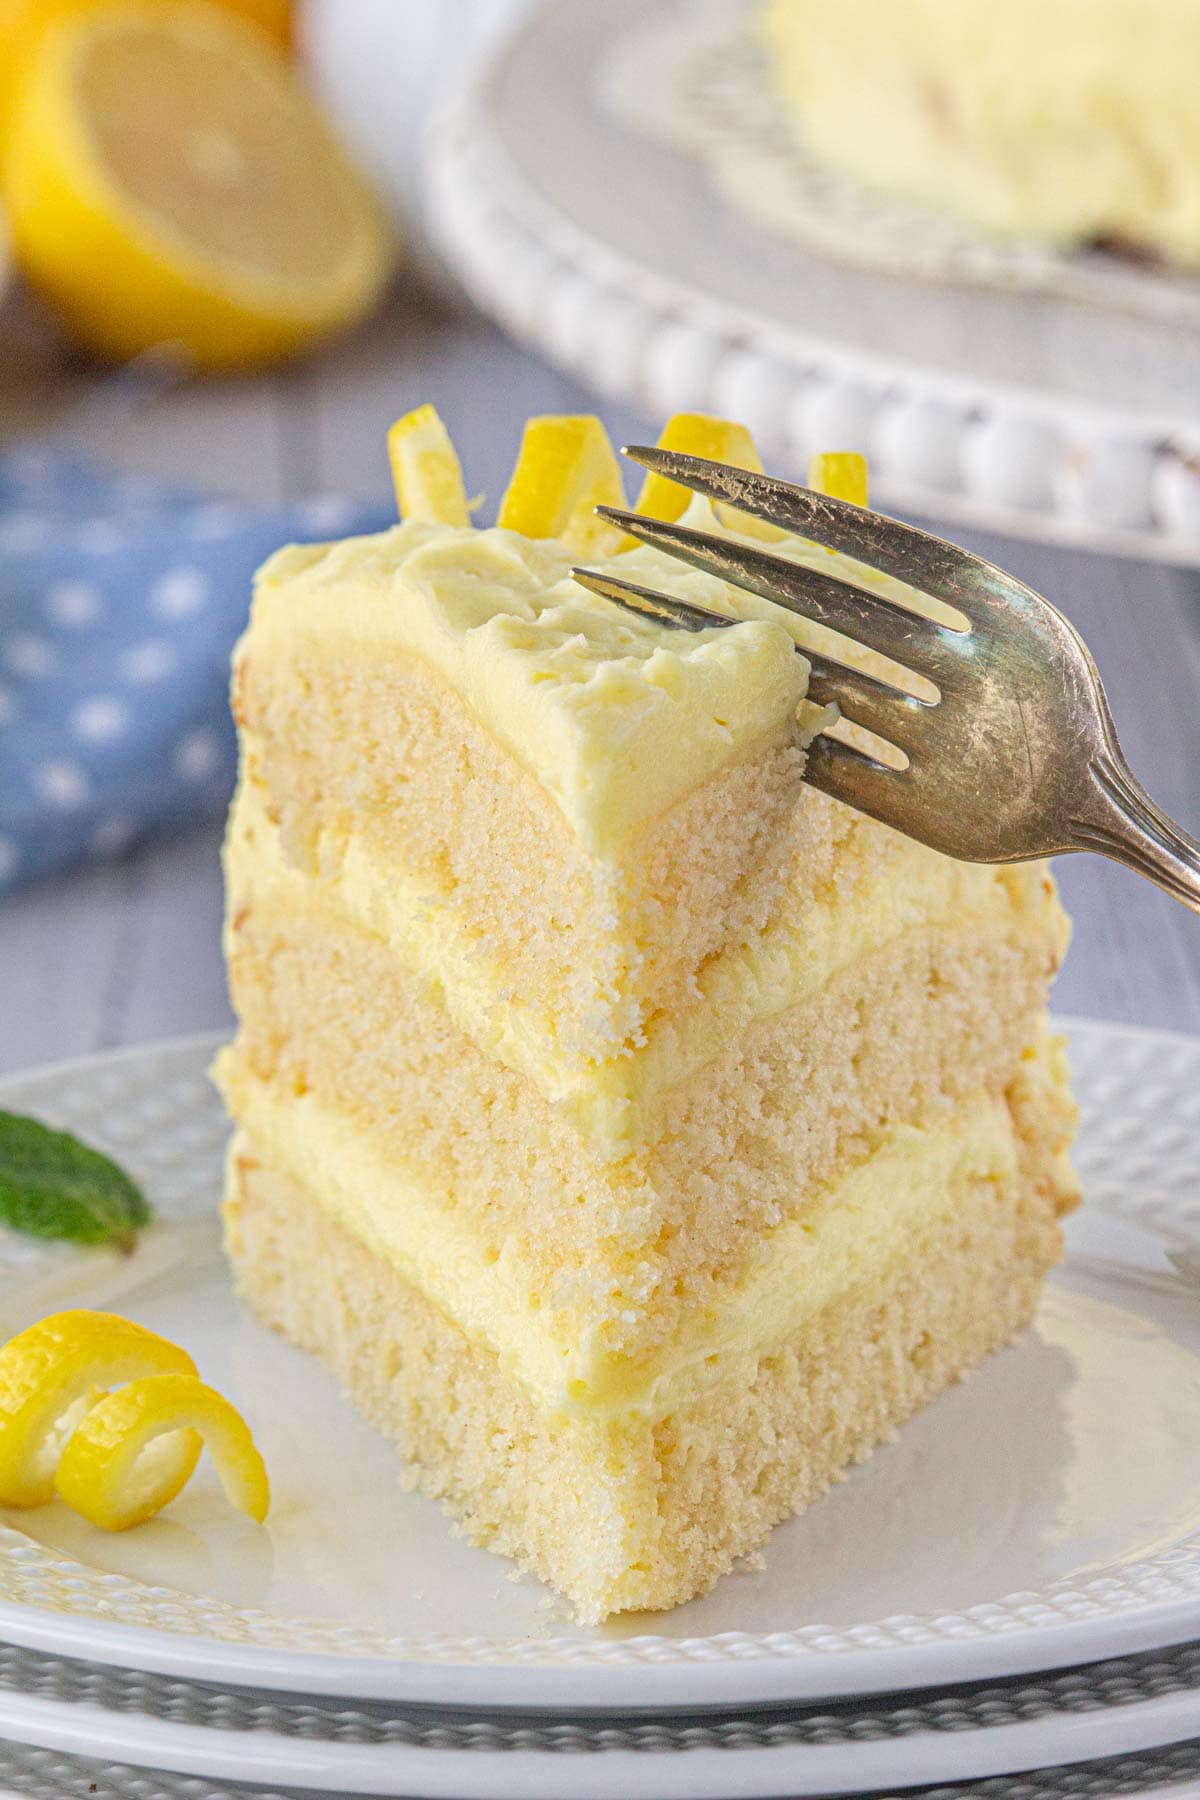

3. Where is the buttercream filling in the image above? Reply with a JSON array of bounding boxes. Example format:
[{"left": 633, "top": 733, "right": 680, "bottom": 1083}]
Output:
[
  {"left": 227, "top": 775, "right": 1042, "bottom": 1154},
  {"left": 221, "top": 1059, "right": 1031, "bottom": 1424}
]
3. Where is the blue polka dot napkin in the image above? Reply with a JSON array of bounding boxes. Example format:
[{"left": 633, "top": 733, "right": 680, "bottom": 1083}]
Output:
[{"left": 0, "top": 443, "right": 392, "bottom": 893}]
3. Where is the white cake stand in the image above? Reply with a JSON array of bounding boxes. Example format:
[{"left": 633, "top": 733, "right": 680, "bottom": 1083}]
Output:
[{"left": 421, "top": 0, "right": 1200, "bottom": 567}]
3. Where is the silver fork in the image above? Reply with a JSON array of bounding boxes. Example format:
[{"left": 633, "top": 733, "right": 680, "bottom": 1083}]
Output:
[{"left": 571, "top": 447, "right": 1200, "bottom": 917}]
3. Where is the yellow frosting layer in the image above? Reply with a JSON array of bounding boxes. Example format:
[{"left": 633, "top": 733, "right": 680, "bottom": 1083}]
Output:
[
  {"left": 227, "top": 774, "right": 1043, "bottom": 1153},
  {"left": 221, "top": 1058, "right": 1036, "bottom": 1422},
  {"left": 250, "top": 515, "right": 810, "bottom": 860}
]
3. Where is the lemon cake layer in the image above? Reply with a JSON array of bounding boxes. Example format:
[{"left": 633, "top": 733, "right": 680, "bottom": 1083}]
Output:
[
  {"left": 226, "top": 763, "right": 1067, "bottom": 1153},
  {"left": 760, "top": 0, "right": 1200, "bottom": 264},
  {"left": 220, "top": 1030, "right": 1075, "bottom": 1418},
  {"left": 218, "top": 846, "right": 1072, "bottom": 1367},
  {"left": 226, "top": 1042, "right": 1071, "bottom": 1620},
  {"left": 244, "top": 522, "right": 813, "bottom": 855}
]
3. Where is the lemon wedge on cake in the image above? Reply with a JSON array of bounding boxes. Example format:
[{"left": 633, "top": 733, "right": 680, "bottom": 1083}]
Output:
[
  {"left": 3, "top": 1, "right": 391, "bottom": 369},
  {"left": 634, "top": 412, "right": 786, "bottom": 541},
  {"left": 808, "top": 451, "right": 868, "bottom": 507}
]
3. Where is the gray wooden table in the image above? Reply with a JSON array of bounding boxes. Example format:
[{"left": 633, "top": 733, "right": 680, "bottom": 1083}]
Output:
[{"left": 2, "top": 289, "right": 1199, "bottom": 1079}]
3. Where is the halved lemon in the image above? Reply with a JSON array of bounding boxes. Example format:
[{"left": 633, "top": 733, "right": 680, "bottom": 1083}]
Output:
[
  {"left": 0, "top": 0, "right": 293, "bottom": 144},
  {"left": 3, "top": 2, "right": 391, "bottom": 369}
]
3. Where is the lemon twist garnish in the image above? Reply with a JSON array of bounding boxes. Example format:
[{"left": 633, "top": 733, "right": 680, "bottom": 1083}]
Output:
[
  {"left": 497, "top": 415, "right": 628, "bottom": 556},
  {"left": 0, "top": 1309, "right": 267, "bottom": 1529},
  {"left": 0, "top": 1310, "right": 197, "bottom": 1507},
  {"left": 634, "top": 413, "right": 784, "bottom": 542},
  {"left": 808, "top": 452, "right": 869, "bottom": 508},
  {"left": 56, "top": 1372, "right": 269, "bottom": 1530},
  {"left": 388, "top": 404, "right": 471, "bottom": 528}
]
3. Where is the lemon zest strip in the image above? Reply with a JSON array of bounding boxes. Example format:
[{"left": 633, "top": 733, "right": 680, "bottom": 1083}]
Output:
[
  {"left": 0, "top": 1311, "right": 197, "bottom": 1507},
  {"left": 388, "top": 404, "right": 472, "bottom": 528},
  {"left": 497, "top": 415, "right": 627, "bottom": 556},
  {"left": 55, "top": 1371, "right": 269, "bottom": 1530},
  {"left": 633, "top": 413, "right": 784, "bottom": 542}
]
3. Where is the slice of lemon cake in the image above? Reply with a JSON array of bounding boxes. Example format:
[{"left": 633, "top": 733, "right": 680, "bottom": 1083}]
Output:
[
  {"left": 216, "top": 410, "right": 1077, "bottom": 1622},
  {"left": 760, "top": 0, "right": 1200, "bottom": 265}
]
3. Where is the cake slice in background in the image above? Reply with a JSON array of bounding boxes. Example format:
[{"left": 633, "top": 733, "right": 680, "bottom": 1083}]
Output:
[
  {"left": 759, "top": 0, "right": 1200, "bottom": 266},
  {"left": 215, "top": 410, "right": 1077, "bottom": 1623}
]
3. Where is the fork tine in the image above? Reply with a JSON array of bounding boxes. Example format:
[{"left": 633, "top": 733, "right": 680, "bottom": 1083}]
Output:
[
  {"left": 806, "top": 732, "right": 1010, "bottom": 864},
  {"left": 596, "top": 506, "right": 963, "bottom": 677},
  {"left": 803, "top": 734, "right": 929, "bottom": 839},
  {"left": 804, "top": 652, "right": 933, "bottom": 742},
  {"left": 569, "top": 567, "right": 732, "bottom": 633},
  {"left": 622, "top": 446, "right": 996, "bottom": 620}
]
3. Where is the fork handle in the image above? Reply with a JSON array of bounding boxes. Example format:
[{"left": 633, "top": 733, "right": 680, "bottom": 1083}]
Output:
[{"left": 1073, "top": 753, "right": 1200, "bottom": 917}]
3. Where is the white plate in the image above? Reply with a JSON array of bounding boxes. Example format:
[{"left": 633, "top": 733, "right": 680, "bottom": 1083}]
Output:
[
  {"left": 0, "top": 1746, "right": 1198, "bottom": 1800},
  {"left": 423, "top": 0, "right": 1200, "bottom": 567},
  {"left": 0, "top": 1640, "right": 1197, "bottom": 1797},
  {"left": 0, "top": 1024, "right": 1197, "bottom": 1713}
]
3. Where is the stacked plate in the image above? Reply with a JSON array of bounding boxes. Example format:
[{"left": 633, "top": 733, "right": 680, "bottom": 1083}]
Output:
[{"left": 0, "top": 1024, "right": 1197, "bottom": 1798}]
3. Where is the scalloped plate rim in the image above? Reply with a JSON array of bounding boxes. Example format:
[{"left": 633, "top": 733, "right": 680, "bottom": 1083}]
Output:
[{"left": 0, "top": 1653, "right": 1195, "bottom": 1797}]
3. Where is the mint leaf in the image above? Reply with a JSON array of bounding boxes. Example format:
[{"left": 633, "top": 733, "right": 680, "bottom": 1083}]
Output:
[{"left": 0, "top": 1113, "right": 152, "bottom": 1254}]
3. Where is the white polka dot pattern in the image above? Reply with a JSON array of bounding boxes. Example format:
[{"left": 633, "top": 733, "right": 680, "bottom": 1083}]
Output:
[
  {"left": 0, "top": 515, "right": 51, "bottom": 554},
  {"left": 70, "top": 697, "right": 130, "bottom": 744},
  {"left": 0, "top": 443, "right": 389, "bottom": 891},
  {"left": 297, "top": 493, "right": 359, "bottom": 534},
  {"left": 150, "top": 568, "right": 210, "bottom": 618},
  {"left": 44, "top": 582, "right": 103, "bottom": 628},
  {"left": 184, "top": 502, "right": 240, "bottom": 540},
  {"left": 33, "top": 760, "right": 90, "bottom": 809},
  {"left": 4, "top": 636, "right": 58, "bottom": 679},
  {"left": 174, "top": 729, "right": 221, "bottom": 781},
  {"left": 118, "top": 640, "right": 179, "bottom": 685}
]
